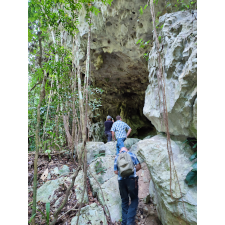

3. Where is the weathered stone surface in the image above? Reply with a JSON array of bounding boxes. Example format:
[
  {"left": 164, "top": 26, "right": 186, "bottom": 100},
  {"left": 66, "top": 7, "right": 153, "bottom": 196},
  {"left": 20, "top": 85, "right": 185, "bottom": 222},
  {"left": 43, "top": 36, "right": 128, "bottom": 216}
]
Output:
[
  {"left": 37, "top": 177, "right": 66, "bottom": 203},
  {"left": 88, "top": 155, "right": 122, "bottom": 222},
  {"left": 73, "top": 0, "right": 168, "bottom": 139},
  {"left": 74, "top": 170, "right": 89, "bottom": 203},
  {"left": 71, "top": 203, "right": 107, "bottom": 225},
  {"left": 37, "top": 167, "right": 88, "bottom": 204},
  {"left": 76, "top": 142, "right": 106, "bottom": 164},
  {"left": 98, "top": 175, "right": 122, "bottom": 223},
  {"left": 51, "top": 165, "right": 70, "bottom": 176},
  {"left": 124, "top": 138, "right": 140, "bottom": 149},
  {"left": 129, "top": 143, "right": 144, "bottom": 164},
  {"left": 143, "top": 10, "right": 197, "bottom": 138},
  {"left": 190, "top": 97, "right": 197, "bottom": 137},
  {"left": 136, "top": 162, "right": 150, "bottom": 200},
  {"left": 105, "top": 141, "right": 117, "bottom": 155},
  {"left": 136, "top": 135, "right": 197, "bottom": 225},
  {"left": 88, "top": 155, "right": 116, "bottom": 196},
  {"left": 143, "top": 135, "right": 154, "bottom": 140}
]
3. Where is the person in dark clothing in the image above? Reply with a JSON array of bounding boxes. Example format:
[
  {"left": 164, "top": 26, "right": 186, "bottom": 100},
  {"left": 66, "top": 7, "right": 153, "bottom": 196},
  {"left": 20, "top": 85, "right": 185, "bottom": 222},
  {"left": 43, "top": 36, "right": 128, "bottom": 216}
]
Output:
[{"left": 104, "top": 115, "right": 114, "bottom": 142}]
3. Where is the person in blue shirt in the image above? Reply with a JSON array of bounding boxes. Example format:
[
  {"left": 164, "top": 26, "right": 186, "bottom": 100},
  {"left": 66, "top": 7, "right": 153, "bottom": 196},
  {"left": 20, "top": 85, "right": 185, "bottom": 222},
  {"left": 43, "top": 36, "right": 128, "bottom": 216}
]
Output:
[
  {"left": 114, "top": 147, "right": 141, "bottom": 225},
  {"left": 111, "top": 115, "right": 132, "bottom": 154}
]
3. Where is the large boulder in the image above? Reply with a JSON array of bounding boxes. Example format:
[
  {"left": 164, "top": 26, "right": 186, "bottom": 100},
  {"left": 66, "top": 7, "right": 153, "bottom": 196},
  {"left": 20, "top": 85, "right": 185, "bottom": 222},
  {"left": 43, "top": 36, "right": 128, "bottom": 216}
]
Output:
[
  {"left": 98, "top": 175, "right": 122, "bottom": 223},
  {"left": 88, "top": 155, "right": 122, "bottom": 222},
  {"left": 37, "top": 168, "right": 88, "bottom": 204},
  {"left": 88, "top": 155, "right": 116, "bottom": 196},
  {"left": 71, "top": 203, "right": 107, "bottom": 225},
  {"left": 37, "top": 177, "right": 67, "bottom": 203},
  {"left": 136, "top": 135, "right": 197, "bottom": 225},
  {"left": 105, "top": 141, "right": 117, "bottom": 155},
  {"left": 129, "top": 142, "right": 144, "bottom": 164},
  {"left": 76, "top": 142, "right": 106, "bottom": 164},
  {"left": 51, "top": 165, "right": 70, "bottom": 176},
  {"left": 124, "top": 138, "right": 141, "bottom": 149},
  {"left": 136, "top": 162, "right": 151, "bottom": 203},
  {"left": 143, "top": 10, "right": 197, "bottom": 138},
  {"left": 74, "top": 170, "right": 89, "bottom": 203}
]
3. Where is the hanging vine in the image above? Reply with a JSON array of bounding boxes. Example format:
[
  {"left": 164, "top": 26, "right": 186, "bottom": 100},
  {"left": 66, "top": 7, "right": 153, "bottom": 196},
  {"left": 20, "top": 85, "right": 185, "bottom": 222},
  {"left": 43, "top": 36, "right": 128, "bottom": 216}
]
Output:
[{"left": 149, "top": 0, "right": 188, "bottom": 223}]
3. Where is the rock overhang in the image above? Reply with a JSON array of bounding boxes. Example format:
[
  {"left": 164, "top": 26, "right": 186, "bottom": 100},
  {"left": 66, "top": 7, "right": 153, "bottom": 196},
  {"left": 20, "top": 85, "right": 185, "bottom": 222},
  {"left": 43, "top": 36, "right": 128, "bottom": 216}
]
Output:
[{"left": 75, "top": 0, "right": 168, "bottom": 137}]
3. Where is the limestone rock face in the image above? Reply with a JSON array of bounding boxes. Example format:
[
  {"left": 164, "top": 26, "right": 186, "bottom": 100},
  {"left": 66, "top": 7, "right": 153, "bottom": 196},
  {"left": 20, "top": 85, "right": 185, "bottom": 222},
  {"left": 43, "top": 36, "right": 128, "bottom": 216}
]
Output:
[
  {"left": 98, "top": 175, "right": 122, "bottom": 223},
  {"left": 136, "top": 135, "right": 197, "bottom": 225},
  {"left": 124, "top": 138, "right": 141, "bottom": 149},
  {"left": 143, "top": 10, "right": 197, "bottom": 138},
  {"left": 136, "top": 162, "right": 151, "bottom": 202},
  {"left": 76, "top": 142, "right": 106, "bottom": 164},
  {"left": 129, "top": 142, "right": 144, "bottom": 164},
  {"left": 37, "top": 177, "right": 66, "bottom": 203},
  {"left": 51, "top": 165, "right": 70, "bottom": 176},
  {"left": 105, "top": 141, "right": 117, "bottom": 155},
  {"left": 88, "top": 155, "right": 122, "bottom": 222},
  {"left": 88, "top": 155, "right": 116, "bottom": 196},
  {"left": 74, "top": 170, "right": 89, "bottom": 203},
  {"left": 71, "top": 203, "right": 107, "bottom": 225},
  {"left": 74, "top": 0, "right": 168, "bottom": 138}
]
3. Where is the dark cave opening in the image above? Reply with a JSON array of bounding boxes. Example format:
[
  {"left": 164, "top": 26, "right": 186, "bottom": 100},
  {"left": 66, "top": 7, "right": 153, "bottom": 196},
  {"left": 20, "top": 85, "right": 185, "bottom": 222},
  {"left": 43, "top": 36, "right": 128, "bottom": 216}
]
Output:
[
  {"left": 89, "top": 51, "right": 153, "bottom": 141},
  {"left": 135, "top": 125, "right": 157, "bottom": 140}
]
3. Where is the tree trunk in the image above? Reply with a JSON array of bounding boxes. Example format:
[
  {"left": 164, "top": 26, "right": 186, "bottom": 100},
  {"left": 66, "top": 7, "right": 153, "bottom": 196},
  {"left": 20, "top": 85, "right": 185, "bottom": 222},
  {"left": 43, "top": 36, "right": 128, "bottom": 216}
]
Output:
[{"left": 31, "top": 70, "right": 48, "bottom": 225}]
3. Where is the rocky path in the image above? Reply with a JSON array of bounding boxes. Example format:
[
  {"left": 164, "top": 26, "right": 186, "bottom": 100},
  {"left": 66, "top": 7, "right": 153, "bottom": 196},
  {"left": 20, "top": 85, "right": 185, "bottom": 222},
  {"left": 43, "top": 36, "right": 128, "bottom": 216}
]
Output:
[{"left": 28, "top": 151, "right": 161, "bottom": 225}]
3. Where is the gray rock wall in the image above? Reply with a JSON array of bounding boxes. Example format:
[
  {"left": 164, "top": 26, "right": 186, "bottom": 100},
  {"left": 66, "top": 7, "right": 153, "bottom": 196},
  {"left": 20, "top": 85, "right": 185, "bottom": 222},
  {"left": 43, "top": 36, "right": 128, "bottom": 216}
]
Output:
[
  {"left": 143, "top": 10, "right": 197, "bottom": 138},
  {"left": 136, "top": 135, "right": 197, "bottom": 225}
]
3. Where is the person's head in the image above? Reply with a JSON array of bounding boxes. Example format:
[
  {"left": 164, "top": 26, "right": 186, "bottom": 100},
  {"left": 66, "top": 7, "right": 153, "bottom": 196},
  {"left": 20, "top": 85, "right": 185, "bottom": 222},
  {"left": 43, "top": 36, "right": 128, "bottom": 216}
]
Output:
[
  {"left": 107, "top": 115, "right": 112, "bottom": 120},
  {"left": 116, "top": 115, "right": 122, "bottom": 121},
  {"left": 120, "top": 147, "right": 128, "bottom": 153}
]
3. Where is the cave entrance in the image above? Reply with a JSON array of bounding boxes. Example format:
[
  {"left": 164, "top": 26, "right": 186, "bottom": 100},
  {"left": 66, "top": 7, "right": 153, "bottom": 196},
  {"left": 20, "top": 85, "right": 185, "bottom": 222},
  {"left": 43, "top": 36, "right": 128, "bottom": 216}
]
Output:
[
  {"left": 135, "top": 123, "right": 157, "bottom": 139},
  {"left": 117, "top": 103, "right": 157, "bottom": 140},
  {"left": 89, "top": 50, "right": 155, "bottom": 141}
]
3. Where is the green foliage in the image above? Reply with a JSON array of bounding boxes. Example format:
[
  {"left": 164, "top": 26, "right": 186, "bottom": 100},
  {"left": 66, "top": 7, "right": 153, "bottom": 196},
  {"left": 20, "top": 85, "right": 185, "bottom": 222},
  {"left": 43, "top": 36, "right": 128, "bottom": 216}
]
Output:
[
  {"left": 166, "top": 2, "right": 172, "bottom": 9},
  {"left": 192, "top": 162, "right": 197, "bottom": 171},
  {"left": 139, "top": 3, "right": 149, "bottom": 15},
  {"left": 185, "top": 170, "right": 197, "bottom": 185},
  {"left": 95, "top": 158, "right": 106, "bottom": 175},
  {"left": 189, "top": 151, "right": 197, "bottom": 161},
  {"left": 45, "top": 150, "right": 51, "bottom": 160},
  {"left": 29, "top": 213, "right": 36, "bottom": 224},
  {"left": 156, "top": 11, "right": 161, "bottom": 18},
  {"left": 94, "top": 152, "right": 105, "bottom": 158},
  {"left": 139, "top": 6, "right": 143, "bottom": 15},
  {"left": 31, "top": 203, "right": 50, "bottom": 225},
  {"left": 143, "top": 53, "right": 149, "bottom": 61},
  {"left": 174, "top": 0, "right": 196, "bottom": 11},
  {"left": 46, "top": 202, "right": 50, "bottom": 225},
  {"left": 158, "top": 36, "right": 161, "bottom": 43},
  {"left": 184, "top": 139, "right": 197, "bottom": 186},
  {"left": 136, "top": 39, "right": 151, "bottom": 49},
  {"left": 136, "top": 39, "right": 151, "bottom": 61},
  {"left": 155, "top": 19, "right": 159, "bottom": 28}
]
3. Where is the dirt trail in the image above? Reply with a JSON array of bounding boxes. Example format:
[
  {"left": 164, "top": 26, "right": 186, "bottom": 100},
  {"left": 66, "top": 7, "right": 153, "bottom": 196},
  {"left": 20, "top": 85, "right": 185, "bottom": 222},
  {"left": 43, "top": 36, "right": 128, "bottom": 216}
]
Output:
[{"left": 28, "top": 153, "right": 161, "bottom": 225}]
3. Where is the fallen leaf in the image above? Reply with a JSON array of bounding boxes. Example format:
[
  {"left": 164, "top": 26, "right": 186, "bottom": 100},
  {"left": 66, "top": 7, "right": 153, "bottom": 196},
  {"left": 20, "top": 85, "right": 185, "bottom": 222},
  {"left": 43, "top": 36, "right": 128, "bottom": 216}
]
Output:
[{"left": 40, "top": 168, "right": 48, "bottom": 181}]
